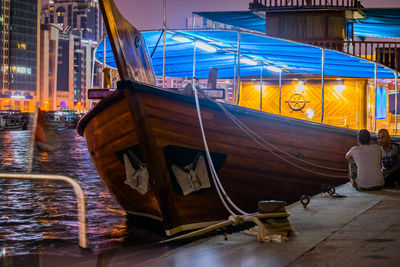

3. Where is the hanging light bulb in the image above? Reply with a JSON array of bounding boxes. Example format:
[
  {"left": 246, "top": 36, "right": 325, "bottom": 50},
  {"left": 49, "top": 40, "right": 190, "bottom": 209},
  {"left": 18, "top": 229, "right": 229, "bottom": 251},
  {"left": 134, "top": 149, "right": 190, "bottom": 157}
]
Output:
[
  {"left": 195, "top": 41, "right": 217, "bottom": 52},
  {"left": 172, "top": 34, "right": 191, "bottom": 43},
  {"left": 266, "top": 65, "right": 282, "bottom": 73},
  {"left": 241, "top": 57, "right": 258, "bottom": 65}
]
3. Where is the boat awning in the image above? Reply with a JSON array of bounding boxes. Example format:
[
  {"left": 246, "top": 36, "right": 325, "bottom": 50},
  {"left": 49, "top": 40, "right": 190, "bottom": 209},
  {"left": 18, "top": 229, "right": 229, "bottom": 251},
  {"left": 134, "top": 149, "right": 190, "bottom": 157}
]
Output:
[
  {"left": 353, "top": 9, "right": 400, "bottom": 39},
  {"left": 193, "top": 9, "right": 400, "bottom": 39},
  {"left": 96, "top": 30, "right": 396, "bottom": 79},
  {"left": 192, "top": 11, "right": 266, "bottom": 33},
  {"left": 94, "top": 36, "right": 117, "bottom": 69}
]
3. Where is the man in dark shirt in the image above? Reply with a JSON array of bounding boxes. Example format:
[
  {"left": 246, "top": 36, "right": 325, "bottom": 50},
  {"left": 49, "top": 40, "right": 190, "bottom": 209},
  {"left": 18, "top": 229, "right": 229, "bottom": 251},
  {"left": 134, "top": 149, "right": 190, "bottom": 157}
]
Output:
[{"left": 377, "top": 129, "right": 400, "bottom": 187}]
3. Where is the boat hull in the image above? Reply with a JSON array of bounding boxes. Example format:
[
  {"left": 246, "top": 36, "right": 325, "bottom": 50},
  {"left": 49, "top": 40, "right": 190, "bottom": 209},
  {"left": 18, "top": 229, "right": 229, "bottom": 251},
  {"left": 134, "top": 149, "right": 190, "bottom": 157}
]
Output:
[{"left": 78, "top": 81, "right": 357, "bottom": 235}]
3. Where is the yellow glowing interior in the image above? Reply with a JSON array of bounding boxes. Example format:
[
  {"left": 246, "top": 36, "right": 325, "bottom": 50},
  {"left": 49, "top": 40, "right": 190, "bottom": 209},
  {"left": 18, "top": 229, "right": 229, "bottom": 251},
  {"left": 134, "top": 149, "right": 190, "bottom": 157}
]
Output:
[{"left": 238, "top": 78, "right": 397, "bottom": 134}]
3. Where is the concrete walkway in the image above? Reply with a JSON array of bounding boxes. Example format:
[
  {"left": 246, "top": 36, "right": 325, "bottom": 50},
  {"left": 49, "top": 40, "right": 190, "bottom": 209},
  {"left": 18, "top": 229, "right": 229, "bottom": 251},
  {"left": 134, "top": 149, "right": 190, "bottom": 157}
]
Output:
[
  {"left": 4, "top": 183, "right": 400, "bottom": 266},
  {"left": 94, "top": 184, "right": 400, "bottom": 267},
  {"left": 290, "top": 186, "right": 400, "bottom": 266}
]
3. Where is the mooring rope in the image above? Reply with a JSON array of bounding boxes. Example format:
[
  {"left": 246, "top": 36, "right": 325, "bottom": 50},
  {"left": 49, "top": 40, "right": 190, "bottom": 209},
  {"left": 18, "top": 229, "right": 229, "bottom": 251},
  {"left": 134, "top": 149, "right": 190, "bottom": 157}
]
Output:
[
  {"left": 193, "top": 85, "right": 249, "bottom": 215},
  {"left": 198, "top": 90, "right": 348, "bottom": 177},
  {"left": 191, "top": 84, "right": 349, "bottom": 218}
]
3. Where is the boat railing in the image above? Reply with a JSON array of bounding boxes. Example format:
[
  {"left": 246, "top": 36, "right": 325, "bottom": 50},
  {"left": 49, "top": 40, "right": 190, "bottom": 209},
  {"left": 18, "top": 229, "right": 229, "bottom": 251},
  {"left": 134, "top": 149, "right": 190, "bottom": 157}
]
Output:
[
  {"left": 307, "top": 40, "right": 400, "bottom": 72},
  {"left": 249, "top": 0, "right": 363, "bottom": 9},
  {"left": 0, "top": 173, "right": 87, "bottom": 248}
]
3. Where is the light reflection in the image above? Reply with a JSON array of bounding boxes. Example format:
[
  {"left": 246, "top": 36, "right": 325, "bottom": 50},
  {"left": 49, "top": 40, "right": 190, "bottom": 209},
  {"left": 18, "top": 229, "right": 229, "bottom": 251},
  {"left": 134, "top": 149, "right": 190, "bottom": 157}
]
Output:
[
  {"left": 305, "top": 108, "right": 315, "bottom": 119},
  {"left": 332, "top": 84, "right": 347, "bottom": 100},
  {"left": 0, "top": 131, "right": 30, "bottom": 168},
  {"left": 0, "top": 129, "right": 129, "bottom": 255},
  {"left": 295, "top": 81, "right": 306, "bottom": 94}
]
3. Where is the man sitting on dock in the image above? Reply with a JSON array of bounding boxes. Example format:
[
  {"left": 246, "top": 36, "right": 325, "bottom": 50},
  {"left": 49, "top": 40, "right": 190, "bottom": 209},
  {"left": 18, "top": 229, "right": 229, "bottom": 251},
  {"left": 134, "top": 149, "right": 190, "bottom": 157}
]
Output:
[
  {"left": 346, "top": 129, "right": 384, "bottom": 191},
  {"left": 378, "top": 129, "right": 400, "bottom": 187}
]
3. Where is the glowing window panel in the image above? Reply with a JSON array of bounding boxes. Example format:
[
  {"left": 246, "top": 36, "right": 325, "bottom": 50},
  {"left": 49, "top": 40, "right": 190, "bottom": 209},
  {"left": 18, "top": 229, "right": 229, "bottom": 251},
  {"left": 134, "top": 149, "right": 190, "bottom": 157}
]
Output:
[
  {"left": 11, "top": 66, "right": 32, "bottom": 75},
  {"left": 17, "top": 43, "right": 27, "bottom": 50}
]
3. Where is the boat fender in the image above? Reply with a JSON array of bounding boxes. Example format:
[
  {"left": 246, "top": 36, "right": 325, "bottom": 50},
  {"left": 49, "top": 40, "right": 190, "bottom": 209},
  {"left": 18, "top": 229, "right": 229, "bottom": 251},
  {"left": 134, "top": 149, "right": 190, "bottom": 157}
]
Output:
[
  {"left": 300, "top": 195, "right": 310, "bottom": 208},
  {"left": 171, "top": 154, "right": 211, "bottom": 196},
  {"left": 123, "top": 152, "right": 150, "bottom": 194}
]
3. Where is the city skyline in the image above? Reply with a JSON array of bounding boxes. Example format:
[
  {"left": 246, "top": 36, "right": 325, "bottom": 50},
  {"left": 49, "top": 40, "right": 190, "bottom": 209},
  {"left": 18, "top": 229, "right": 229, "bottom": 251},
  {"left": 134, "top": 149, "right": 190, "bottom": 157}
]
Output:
[
  {"left": 4, "top": 0, "right": 399, "bottom": 113},
  {"left": 40, "top": 1, "right": 400, "bottom": 30}
]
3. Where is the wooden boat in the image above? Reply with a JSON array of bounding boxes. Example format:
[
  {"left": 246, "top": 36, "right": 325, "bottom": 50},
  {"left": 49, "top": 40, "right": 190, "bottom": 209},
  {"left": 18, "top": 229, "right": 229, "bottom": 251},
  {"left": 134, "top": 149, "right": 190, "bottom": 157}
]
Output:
[
  {"left": 43, "top": 110, "right": 81, "bottom": 130},
  {"left": 0, "top": 110, "right": 27, "bottom": 131},
  {"left": 77, "top": 0, "right": 358, "bottom": 235}
]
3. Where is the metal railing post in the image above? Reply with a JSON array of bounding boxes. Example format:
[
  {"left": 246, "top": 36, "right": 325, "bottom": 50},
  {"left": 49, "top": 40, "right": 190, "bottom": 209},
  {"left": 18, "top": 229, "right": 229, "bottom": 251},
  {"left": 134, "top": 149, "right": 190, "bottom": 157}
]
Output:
[
  {"left": 260, "top": 62, "right": 263, "bottom": 111},
  {"left": 395, "top": 71, "right": 398, "bottom": 135},
  {"left": 373, "top": 63, "right": 377, "bottom": 133},
  {"left": 321, "top": 48, "right": 325, "bottom": 123},
  {"left": 236, "top": 32, "right": 241, "bottom": 105},
  {"left": 0, "top": 173, "right": 87, "bottom": 248}
]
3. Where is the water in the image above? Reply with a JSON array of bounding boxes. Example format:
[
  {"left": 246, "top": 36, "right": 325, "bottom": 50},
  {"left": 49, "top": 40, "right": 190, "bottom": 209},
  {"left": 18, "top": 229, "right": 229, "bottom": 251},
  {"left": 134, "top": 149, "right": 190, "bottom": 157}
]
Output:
[{"left": 0, "top": 129, "right": 129, "bottom": 255}]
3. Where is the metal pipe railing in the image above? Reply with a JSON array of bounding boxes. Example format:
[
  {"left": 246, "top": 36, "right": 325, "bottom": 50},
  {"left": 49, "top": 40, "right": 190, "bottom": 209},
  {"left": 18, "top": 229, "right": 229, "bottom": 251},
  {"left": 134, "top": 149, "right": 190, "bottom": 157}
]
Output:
[
  {"left": 307, "top": 40, "right": 400, "bottom": 71},
  {"left": 0, "top": 173, "right": 87, "bottom": 248},
  {"left": 249, "top": 0, "right": 362, "bottom": 9}
]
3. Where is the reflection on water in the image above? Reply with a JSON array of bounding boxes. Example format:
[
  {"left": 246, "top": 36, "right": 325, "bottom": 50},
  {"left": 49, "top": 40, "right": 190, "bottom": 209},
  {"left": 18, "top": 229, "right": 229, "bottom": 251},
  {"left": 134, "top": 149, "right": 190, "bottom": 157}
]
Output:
[{"left": 0, "top": 129, "right": 128, "bottom": 255}]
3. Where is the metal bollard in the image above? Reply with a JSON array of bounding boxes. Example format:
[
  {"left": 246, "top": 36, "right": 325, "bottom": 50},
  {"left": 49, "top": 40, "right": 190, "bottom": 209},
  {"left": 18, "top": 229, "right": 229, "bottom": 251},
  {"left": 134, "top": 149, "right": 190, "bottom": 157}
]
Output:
[{"left": 300, "top": 195, "right": 310, "bottom": 208}]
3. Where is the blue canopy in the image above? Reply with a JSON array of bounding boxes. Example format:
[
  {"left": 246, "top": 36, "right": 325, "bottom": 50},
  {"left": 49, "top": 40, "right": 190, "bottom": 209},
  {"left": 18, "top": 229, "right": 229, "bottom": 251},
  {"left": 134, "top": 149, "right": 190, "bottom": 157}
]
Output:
[
  {"left": 95, "top": 36, "right": 117, "bottom": 69},
  {"left": 96, "top": 30, "right": 396, "bottom": 79},
  {"left": 193, "top": 9, "right": 400, "bottom": 39},
  {"left": 193, "top": 11, "right": 266, "bottom": 33},
  {"left": 353, "top": 9, "right": 400, "bottom": 38}
]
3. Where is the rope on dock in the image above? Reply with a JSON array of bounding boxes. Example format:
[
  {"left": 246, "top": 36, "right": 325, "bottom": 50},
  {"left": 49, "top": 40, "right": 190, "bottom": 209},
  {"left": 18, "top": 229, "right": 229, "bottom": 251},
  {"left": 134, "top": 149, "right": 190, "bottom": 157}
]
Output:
[{"left": 160, "top": 212, "right": 293, "bottom": 244}]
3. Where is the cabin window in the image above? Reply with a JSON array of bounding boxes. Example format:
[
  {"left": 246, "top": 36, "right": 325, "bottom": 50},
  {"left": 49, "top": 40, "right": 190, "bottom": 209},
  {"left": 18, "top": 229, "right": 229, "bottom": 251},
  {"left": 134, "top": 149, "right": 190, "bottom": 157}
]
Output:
[
  {"left": 14, "top": 100, "right": 20, "bottom": 111},
  {"left": 23, "top": 101, "right": 29, "bottom": 112}
]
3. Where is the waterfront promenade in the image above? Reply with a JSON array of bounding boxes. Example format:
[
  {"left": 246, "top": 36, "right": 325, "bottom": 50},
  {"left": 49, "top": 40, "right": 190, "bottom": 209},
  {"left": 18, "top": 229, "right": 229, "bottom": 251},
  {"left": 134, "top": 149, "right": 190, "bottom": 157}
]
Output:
[{"left": 3, "top": 183, "right": 400, "bottom": 266}]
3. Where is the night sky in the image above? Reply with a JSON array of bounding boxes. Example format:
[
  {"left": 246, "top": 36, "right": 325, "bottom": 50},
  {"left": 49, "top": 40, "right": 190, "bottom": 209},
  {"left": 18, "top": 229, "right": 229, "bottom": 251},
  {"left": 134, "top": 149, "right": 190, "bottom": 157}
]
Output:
[{"left": 41, "top": 1, "right": 400, "bottom": 30}]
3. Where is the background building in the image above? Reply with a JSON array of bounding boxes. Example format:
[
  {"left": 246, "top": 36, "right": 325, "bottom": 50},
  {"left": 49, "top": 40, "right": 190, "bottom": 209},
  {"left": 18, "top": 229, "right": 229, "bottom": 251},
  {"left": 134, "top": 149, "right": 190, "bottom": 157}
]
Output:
[
  {"left": 1, "top": 0, "right": 40, "bottom": 112},
  {"left": 39, "top": 24, "right": 74, "bottom": 111},
  {"left": 41, "top": 0, "right": 104, "bottom": 109}
]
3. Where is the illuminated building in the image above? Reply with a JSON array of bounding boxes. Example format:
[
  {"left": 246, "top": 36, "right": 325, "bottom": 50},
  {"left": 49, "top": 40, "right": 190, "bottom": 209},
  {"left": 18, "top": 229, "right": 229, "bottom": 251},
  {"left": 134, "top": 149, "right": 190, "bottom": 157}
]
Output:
[
  {"left": 41, "top": 0, "right": 104, "bottom": 109},
  {"left": 0, "top": 0, "right": 40, "bottom": 112},
  {"left": 39, "top": 24, "right": 74, "bottom": 110}
]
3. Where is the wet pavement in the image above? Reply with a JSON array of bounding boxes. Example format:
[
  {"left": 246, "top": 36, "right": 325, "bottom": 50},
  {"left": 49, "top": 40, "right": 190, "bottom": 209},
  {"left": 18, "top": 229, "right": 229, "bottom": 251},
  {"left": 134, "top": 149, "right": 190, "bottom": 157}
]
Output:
[{"left": 2, "top": 183, "right": 400, "bottom": 266}]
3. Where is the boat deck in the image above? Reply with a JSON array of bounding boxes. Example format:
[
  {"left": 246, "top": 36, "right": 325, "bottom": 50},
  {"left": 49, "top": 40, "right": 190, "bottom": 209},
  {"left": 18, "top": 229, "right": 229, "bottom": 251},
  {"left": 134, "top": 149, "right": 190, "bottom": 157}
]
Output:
[{"left": 3, "top": 183, "right": 400, "bottom": 266}]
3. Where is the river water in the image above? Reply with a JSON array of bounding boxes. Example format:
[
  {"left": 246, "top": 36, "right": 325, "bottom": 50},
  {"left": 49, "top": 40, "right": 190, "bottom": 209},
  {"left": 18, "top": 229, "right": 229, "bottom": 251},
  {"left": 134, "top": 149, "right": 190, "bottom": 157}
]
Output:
[{"left": 0, "top": 129, "right": 131, "bottom": 256}]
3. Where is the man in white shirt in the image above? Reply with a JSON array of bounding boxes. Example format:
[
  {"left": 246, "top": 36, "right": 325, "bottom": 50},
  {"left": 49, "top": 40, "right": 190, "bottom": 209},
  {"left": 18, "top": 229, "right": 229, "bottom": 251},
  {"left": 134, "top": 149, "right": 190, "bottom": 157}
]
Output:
[{"left": 346, "top": 129, "right": 384, "bottom": 191}]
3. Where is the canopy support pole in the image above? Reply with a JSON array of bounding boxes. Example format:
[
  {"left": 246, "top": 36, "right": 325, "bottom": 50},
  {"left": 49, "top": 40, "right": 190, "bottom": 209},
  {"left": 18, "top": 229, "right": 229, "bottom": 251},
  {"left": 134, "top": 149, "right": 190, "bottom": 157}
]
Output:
[
  {"left": 260, "top": 63, "right": 263, "bottom": 111},
  {"left": 193, "top": 41, "right": 196, "bottom": 85},
  {"left": 373, "top": 63, "right": 377, "bottom": 133},
  {"left": 395, "top": 71, "right": 398, "bottom": 135},
  {"left": 233, "top": 53, "right": 237, "bottom": 103},
  {"left": 162, "top": 0, "right": 166, "bottom": 88},
  {"left": 279, "top": 70, "right": 282, "bottom": 115},
  {"left": 150, "top": 29, "right": 164, "bottom": 58},
  {"left": 320, "top": 48, "right": 325, "bottom": 124},
  {"left": 97, "top": 34, "right": 107, "bottom": 110},
  {"left": 236, "top": 32, "right": 241, "bottom": 105}
]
